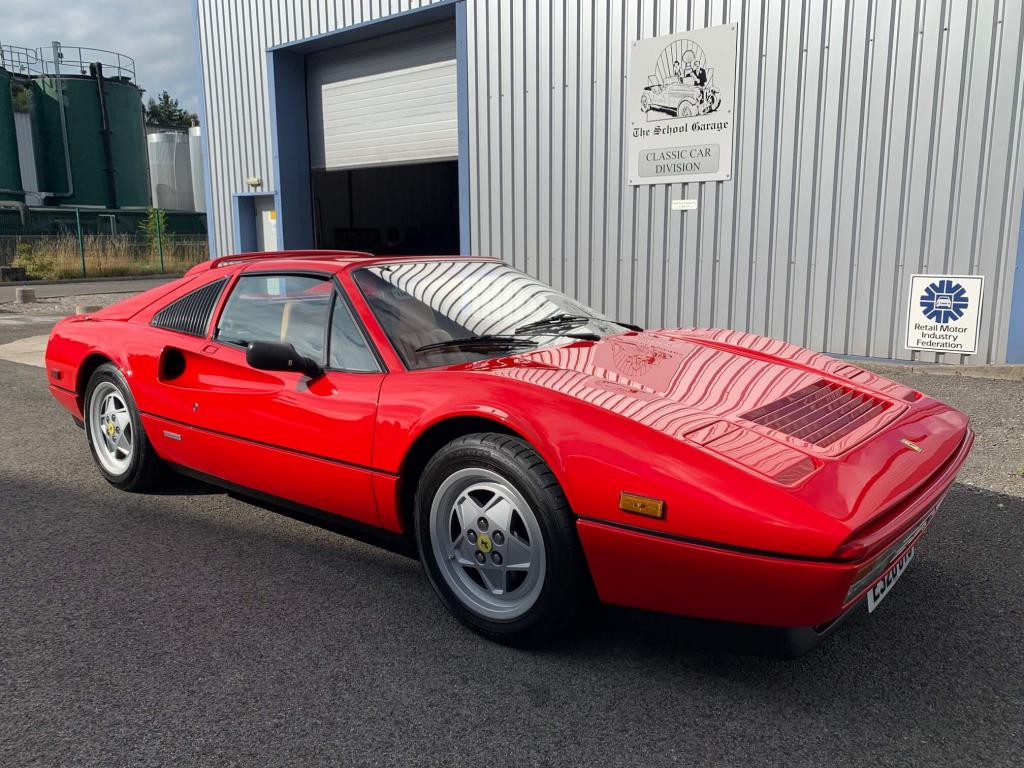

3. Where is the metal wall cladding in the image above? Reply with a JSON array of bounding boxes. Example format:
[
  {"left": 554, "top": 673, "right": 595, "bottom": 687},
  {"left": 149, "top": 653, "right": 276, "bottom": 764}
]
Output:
[{"left": 196, "top": 0, "right": 1024, "bottom": 364}]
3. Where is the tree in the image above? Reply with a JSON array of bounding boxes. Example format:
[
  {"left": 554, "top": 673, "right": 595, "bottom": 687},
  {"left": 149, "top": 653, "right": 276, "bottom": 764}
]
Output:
[
  {"left": 145, "top": 91, "right": 198, "bottom": 130},
  {"left": 11, "top": 81, "right": 30, "bottom": 112}
]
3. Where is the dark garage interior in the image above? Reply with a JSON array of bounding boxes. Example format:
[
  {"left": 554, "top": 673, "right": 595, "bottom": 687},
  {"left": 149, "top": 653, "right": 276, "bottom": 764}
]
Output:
[{"left": 311, "top": 160, "right": 460, "bottom": 255}]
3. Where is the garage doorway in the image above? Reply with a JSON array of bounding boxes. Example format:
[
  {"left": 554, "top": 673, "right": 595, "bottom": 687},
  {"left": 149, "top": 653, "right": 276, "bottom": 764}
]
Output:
[
  {"left": 311, "top": 161, "right": 459, "bottom": 254},
  {"left": 304, "top": 18, "right": 460, "bottom": 256}
]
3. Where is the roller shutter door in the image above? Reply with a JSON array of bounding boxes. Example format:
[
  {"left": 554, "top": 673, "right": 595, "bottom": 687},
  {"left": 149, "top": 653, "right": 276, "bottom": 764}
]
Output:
[{"left": 307, "top": 20, "right": 457, "bottom": 171}]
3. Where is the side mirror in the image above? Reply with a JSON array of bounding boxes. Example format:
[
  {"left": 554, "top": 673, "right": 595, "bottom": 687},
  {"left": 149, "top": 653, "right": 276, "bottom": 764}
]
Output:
[{"left": 246, "top": 340, "right": 323, "bottom": 379}]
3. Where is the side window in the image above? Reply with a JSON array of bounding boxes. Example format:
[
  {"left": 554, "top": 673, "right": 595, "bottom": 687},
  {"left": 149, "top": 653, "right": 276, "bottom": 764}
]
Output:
[
  {"left": 216, "top": 274, "right": 331, "bottom": 363},
  {"left": 328, "top": 293, "right": 380, "bottom": 372}
]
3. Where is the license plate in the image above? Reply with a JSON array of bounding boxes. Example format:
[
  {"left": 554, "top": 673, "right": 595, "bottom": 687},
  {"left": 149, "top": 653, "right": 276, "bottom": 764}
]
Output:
[{"left": 867, "top": 547, "right": 914, "bottom": 613}]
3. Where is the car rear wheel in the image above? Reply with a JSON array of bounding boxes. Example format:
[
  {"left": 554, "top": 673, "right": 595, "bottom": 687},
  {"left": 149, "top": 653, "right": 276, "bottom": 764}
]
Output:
[
  {"left": 414, "top": 433, "right": 591, "bottom": 645},
  {"left": 84, "top": 363, "right": 162, "bottom": 491}
]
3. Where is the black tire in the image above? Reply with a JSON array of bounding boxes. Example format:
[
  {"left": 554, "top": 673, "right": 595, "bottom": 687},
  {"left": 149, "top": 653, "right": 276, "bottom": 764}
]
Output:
[
  {"left": 414, "top": 433, "right": 592, "bottom": 645},
  {"left": 83, "top": 363, "right": 163, "bottom": 491}
]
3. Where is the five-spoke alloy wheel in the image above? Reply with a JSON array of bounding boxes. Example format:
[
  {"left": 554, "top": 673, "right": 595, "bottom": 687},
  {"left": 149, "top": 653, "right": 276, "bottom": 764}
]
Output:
[
  {"left": 415, "top": 433, "right": 591, "bottom": 644},
  {"left": 84, "top": 363, "right": 162, "bottom": 491},
  {"left": 430, "top": 467, "right": 546, "bottom": 621},
  {"left": 88, "top": 381, "right": 134, "bottom": 476}
]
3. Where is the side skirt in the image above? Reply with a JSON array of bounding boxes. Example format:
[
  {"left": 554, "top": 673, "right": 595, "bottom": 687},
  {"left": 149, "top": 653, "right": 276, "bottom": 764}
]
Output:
[{"left": 166, "top": 462, "right": 417, "bottom": 559}]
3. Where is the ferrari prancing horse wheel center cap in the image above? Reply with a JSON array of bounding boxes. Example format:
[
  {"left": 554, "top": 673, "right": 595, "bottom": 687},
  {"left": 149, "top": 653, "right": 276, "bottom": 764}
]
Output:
[{"left": 477, "top": 533, "right": 492, "bottom": 554}]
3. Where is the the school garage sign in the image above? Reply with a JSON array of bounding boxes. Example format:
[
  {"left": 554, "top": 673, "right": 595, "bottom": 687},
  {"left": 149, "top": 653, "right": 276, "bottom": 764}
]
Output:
[
  {"left": 627, "top": 24, "right": 737, "bottom": 186},
  {"left": 905, "top": 274, "right": 985, "bottom": 355}
]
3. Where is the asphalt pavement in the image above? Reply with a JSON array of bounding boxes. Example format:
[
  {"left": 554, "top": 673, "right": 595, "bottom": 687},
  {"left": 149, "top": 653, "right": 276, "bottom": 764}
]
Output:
[{"left": 0, "top": 320, "right": 1021, "bottom": 767}]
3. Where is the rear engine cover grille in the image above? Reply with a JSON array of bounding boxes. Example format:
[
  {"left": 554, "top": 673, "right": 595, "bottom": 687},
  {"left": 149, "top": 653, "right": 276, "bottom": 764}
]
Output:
[{"left": 740, "top": 380, "right": 892, "bottom": 448}]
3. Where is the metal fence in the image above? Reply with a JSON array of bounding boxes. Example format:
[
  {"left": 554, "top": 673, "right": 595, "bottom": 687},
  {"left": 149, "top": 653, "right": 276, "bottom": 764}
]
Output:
[{"left": 0, "top": 208, "right": 208, "bottom": 279}]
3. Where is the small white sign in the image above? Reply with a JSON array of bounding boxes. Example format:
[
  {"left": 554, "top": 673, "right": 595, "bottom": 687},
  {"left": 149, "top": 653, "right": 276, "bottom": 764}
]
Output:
[
  {"left": 627, "top": 24, "right": 738, "bottom": 185},
  {"left": 671, "top": 198, "right": 698, "bottom": 211},
  {"left": 905, "top": 274, "right": 984, "bottom": 354}
]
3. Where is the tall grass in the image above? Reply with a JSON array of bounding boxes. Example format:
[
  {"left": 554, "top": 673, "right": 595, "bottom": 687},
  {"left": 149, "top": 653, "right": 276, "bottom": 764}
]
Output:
[{"left": 11, "top": 234, "right": 207, "bottom": 280}]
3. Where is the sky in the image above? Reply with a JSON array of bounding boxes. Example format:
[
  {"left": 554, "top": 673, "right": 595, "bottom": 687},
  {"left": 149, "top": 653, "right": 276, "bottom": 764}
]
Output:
[{"left": 0, "top": 0, "right": 201, "bottom": 112}]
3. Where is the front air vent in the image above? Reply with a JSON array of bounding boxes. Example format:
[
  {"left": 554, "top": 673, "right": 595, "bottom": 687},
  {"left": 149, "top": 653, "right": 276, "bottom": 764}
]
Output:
[
  {"left": 151, "top": 278, "right": 227, "bottom": 337},
  {"left": 740, "top": 380, "right": 893, "bottom": 448}
]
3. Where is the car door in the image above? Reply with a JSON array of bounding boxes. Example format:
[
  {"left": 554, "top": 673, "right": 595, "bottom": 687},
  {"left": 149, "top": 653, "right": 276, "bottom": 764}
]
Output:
[{"left": 152, "top": 270, "right": 386, "bottom": 527}]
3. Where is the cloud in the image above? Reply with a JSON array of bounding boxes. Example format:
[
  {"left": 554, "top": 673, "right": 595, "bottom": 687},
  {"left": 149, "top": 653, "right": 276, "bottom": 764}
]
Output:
[{"left": 0, "top": 0, "right": 201, "bottom": 111}]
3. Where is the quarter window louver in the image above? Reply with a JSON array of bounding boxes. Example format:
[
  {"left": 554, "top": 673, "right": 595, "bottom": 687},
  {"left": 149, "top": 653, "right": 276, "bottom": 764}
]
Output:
[
  {"left": 740, "top": 380, "right": 893, "bottom": 448},
  {"left": 151, "top": 279, "right": 227, "bottom": 337}
]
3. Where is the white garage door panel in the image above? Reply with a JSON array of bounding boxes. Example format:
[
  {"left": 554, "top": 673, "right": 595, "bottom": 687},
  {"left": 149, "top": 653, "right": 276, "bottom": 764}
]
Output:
[{"left": 308, "top": 20, "right": 457, "bottom": 171}]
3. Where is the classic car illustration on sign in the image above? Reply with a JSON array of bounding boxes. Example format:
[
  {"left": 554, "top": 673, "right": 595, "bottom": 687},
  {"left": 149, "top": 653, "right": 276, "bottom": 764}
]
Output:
[
  {"left": 639, "top": 42, "right": 722, "bottom": 118},
  {"left": 46, "top": 251, "right": 973, "bottom": 654}
]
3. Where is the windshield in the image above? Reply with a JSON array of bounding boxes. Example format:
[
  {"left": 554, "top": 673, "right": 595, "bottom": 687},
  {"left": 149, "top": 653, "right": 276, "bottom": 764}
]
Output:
[{"left": 354, "top": 260, "right": 627, "bottom": 369}]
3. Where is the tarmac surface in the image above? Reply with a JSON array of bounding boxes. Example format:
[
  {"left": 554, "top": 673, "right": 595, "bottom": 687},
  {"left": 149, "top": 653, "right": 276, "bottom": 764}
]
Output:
[{"left": 0, "top": 308, "right": 1020, "bottom": 767}]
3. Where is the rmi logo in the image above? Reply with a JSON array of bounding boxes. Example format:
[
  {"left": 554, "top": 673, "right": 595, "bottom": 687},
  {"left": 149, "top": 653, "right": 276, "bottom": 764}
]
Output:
[{"left": 920, "top": 279, "right": 968, "bottom": 324}]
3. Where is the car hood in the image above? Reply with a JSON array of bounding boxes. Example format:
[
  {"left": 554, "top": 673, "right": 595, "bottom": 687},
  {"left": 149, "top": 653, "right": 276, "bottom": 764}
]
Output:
[
  {"left": 470, "top": 328, "right": 970, "bottom": 535},
  {"left": 474, "top": 328, "right": 917, "bottom": 452}
]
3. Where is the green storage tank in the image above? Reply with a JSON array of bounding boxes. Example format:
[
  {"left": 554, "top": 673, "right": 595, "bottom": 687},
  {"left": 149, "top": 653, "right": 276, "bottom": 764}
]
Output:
[
  {"left": 33, "top": 63, "right": 149, "bottom": 208},
  {"left": 0, "top": 66, "right": 25, "bottom": 203}
]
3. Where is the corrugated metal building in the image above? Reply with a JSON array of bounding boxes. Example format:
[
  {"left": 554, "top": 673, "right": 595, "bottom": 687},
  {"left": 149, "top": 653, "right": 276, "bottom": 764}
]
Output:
[{"left": 192, "top": 0, "right": 1024, "bottom": 364}]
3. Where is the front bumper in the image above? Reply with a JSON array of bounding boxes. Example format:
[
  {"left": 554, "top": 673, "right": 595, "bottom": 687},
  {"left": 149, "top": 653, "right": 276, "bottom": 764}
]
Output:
[
  {"left": 578, "top": 519, "right": 861, "bottom": 628},
  {"left": 577, "top": 430, "right": 972, "bottom": 631}
]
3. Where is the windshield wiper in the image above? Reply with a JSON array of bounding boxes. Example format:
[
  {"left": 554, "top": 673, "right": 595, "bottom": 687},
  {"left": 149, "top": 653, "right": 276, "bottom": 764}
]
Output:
[
  {"left": 415, "top": 335, "right": 539, "bottom": 354},
  {"left": 515, "top": 313, "right": 643, "bottom": 335},
  {"left": 415, "top": 331, "right": 599, "bottom": 355}
]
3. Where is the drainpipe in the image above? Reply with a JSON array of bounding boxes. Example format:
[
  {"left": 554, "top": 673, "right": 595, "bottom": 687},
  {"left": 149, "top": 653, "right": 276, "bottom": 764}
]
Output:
[{"left": 90, "top": 61, "right": 117, "bottom": 208}]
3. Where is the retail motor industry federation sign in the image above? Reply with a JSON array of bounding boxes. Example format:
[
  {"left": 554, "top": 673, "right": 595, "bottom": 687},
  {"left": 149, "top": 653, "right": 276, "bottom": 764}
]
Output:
[
  {"left": 627, "top": 23, "right": 737, "bottom": 185},
  {"left": 905, "top": 275, "right": 985, "bottom": 355}
]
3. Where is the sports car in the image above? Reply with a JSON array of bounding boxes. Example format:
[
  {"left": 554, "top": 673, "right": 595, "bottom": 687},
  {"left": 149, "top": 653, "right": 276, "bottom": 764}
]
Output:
[{"left": 45, "top": 251, "right": 973, "bottom": 653}]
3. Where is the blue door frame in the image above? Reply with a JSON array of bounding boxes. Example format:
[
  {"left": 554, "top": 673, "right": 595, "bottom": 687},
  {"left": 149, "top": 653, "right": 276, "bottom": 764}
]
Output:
[
  {"left": 232, "top": 191, "right": 278, "bottom": 253},
  {"left": 265, "top": 0, "right": 470, "bottom": 255}
]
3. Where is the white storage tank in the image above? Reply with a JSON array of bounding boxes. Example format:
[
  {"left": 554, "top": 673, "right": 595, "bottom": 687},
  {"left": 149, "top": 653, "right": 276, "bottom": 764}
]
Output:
[
  {"left": 188, "top": 126, "right": 205, "bottom": 212},
  {"left": 146, "top": 132, "right": 194, "bottom": 210}
]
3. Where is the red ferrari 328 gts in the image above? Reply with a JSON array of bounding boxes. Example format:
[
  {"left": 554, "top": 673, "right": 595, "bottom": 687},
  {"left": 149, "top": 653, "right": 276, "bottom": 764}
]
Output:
[{"left": 46, "top": 251, "right": 973, "bottom": 653}]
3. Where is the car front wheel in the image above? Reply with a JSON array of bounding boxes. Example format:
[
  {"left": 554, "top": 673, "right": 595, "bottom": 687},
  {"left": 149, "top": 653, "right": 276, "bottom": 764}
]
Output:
[{"left": 415, "top": 433, "right": 591, "bottom": 645}]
